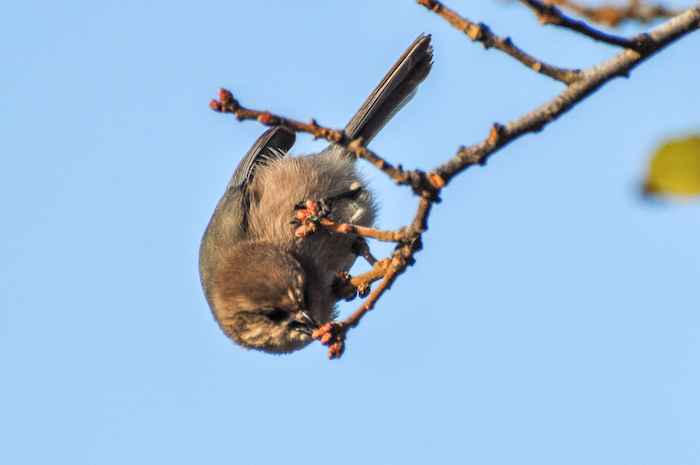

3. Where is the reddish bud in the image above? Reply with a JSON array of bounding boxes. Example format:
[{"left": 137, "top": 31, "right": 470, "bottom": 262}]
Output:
[
  {"left": 328, "top": 342, "right": 345, "bottom": 359},
  {"left": 218, "top": 88, "right": 233, "bottom": 103},
  {"left": 305, "top": 200, "right": 320, "bottom": 216}
]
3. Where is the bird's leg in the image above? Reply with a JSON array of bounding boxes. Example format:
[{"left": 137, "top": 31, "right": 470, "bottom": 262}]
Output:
[
  {"left": 330, "top": 256, "right": 392, "bottom": 302},
  {"left": 330, "top": 271, "right": 357, "bottom": 301},
  {"left": 351, "top": 237, "right": 378, "bottom": 266}
]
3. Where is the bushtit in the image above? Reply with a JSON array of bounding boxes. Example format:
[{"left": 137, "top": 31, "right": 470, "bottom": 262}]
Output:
[{"left": 200, "top": 34, "right": 432, "bottom": 353}]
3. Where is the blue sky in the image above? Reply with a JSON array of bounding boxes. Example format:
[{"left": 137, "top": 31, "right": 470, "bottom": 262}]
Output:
[{"left": 1, "top": 1, "right": 699, "bottom": 464}]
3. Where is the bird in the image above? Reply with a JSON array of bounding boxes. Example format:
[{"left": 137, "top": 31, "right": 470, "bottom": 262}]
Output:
[{"left": 199, "top": 34, "right": 433, "bottom": 353}]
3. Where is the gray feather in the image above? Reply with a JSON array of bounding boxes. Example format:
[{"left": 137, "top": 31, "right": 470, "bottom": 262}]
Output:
[
  {"left": 342, "top": 34, "right": 433, "bottom": 144},
  {"left": 228, "top": 126, "right": 296, "bottom": 189}
]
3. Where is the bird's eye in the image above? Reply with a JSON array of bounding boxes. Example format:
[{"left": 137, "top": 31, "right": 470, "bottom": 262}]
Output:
[{"left": 265, "top": 308, "right": 288, "bottom": 322}]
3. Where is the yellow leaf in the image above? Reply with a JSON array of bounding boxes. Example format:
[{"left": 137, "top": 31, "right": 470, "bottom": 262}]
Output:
[{"left": 643, "top": 135, "right": 700, "bottom": 197}]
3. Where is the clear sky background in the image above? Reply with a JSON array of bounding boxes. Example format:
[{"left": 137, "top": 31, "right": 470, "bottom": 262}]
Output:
[{"left": 2, "top": 1, "right": 699, "bottom": 464}]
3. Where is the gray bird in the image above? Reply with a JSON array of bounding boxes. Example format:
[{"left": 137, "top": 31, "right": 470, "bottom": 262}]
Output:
[{"left": 199, "top": 34, "right": 433, "bottom": 353}]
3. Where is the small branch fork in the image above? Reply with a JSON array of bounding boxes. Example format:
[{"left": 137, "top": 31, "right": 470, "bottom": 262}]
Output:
[
  {"left": 415, "top": 0, "right": 583, "bottom": 84},
  {"left": 420, "top": 1, "right": 700, "bottom": 187},
  {"left": 210, "top": 3, "right": 700, "bottom": 358}
]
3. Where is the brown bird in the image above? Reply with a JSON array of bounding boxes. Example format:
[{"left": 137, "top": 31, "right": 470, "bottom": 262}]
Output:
[{"left": 200, "top": 34, "right": 433, "bottom": 353}]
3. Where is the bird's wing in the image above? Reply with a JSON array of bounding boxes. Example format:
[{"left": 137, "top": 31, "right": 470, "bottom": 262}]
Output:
[{"left": 228, "top": 126, "right": 296, "bottom": 189}]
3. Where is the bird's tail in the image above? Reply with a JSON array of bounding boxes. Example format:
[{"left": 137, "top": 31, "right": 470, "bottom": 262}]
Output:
[{"left": 343, "top": 34, "right": 433, "bottom": 144}]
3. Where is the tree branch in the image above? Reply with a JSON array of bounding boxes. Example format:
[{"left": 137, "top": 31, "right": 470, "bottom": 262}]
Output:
[
  {"left": 210, "top": 3, "right": 700, "bottom": 358},
  {"left": 430, "top": 4, "right": 700, "bottom": 186}
]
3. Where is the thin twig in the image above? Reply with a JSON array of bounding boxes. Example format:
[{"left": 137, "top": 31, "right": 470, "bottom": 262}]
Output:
[
  {"left": 518, "top": 0, "right": 651, "bottom": 50},
  {"left": 416, "top": 0, "right": 583, "bottom": 84},
  {"left": 317, "top": 218, "right": 405, "bottom": 242}
]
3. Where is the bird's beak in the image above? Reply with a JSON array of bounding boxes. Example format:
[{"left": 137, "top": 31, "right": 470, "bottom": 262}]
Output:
[{"left": 291, "top": 310, "right": 317, "bottom": 336}]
